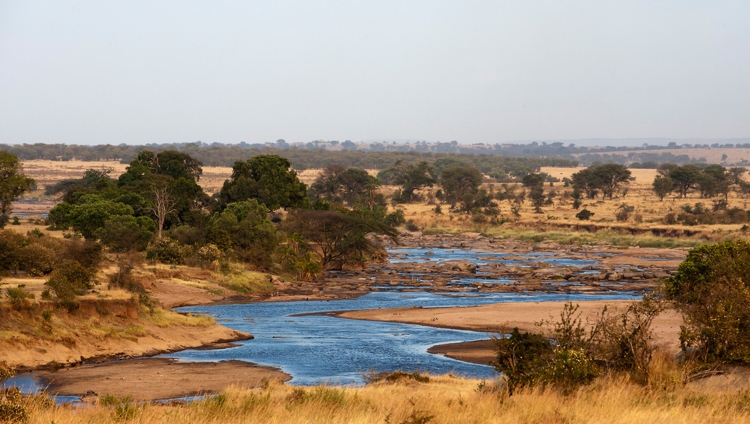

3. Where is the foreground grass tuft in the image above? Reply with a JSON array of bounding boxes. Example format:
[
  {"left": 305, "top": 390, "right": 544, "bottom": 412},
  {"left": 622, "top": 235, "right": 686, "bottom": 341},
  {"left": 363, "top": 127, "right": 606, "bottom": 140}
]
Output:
[{"left": 28, "top": 374, "right": 750, "bottom": 423}]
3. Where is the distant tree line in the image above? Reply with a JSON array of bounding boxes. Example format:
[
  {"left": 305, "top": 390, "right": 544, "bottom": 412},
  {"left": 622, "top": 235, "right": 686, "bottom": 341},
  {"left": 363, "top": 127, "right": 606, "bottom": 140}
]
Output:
[{"left": 0, "top": 143, "right": 579, "bottom": 173}]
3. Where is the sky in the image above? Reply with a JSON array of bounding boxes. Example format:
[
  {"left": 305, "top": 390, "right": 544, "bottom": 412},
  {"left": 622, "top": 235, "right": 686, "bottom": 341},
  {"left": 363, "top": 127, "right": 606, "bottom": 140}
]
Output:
[{"left": 0, "top": 1, "right": 749, "bottom": 146}]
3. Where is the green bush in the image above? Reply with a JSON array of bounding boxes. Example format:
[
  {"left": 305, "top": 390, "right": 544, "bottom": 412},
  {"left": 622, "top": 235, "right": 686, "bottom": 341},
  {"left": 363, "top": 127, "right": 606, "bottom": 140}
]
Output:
[
  {"left": 363, "top": 370, "right": 430, "bottom": 384},
  {"left": 491, "top": 328, "right": 554, "bottom": 394},
  {"left": 0, "top": 387, "right": 28, "bottom": 423},
  {"left": 17, "top": 243, "right": 57, "bottom": 276},
  {"left": 405, "top": 220, "right": 419, "bottom": 232},
  {"left": 146, "top": 238, "right": 187, "bottom": 264},
  {"left": 575, "top": 208, "right": 594, "bottom": 220},
  {"left": 664, "top": 240, "right": 750, "bottom": 365},
  {"left": 493, "top": 300, "right": 661, "bottom": 393},
  {"left": 4, "top": 286, "right": 34, "bottom": 309},
  {"left": 100, "top": 394, "right": 140, "bottom": 421},
  {"left": 45, "top": 260, "right": 94, "bottom": 308}
]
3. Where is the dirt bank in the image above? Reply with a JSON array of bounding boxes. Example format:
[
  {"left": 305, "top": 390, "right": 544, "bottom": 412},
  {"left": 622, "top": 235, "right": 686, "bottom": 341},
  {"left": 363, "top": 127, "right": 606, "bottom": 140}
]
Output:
[
  {"left": 335, "top": 300, "right": 683, "bottom": 365},
  {"left": 38, "top": 358, "right": 290, "bottom": 401},
  {"left": 0, "top": 297, "right": 253, "bottom": 371},
  {"left": 2, "top": 319, "right": 252, "bottom": 371}
]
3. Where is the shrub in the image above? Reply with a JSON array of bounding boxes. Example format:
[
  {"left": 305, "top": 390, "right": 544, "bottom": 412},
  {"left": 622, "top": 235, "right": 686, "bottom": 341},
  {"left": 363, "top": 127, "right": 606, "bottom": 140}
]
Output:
[
  {"left": 100, "top": 394, "right": 140, "bottom": 421},
  {"left": 0, "top": 387, "right": 28, "bottom": 423},
  {"left": 575, "top": 209, "right": 594, "bottom": 220},
  {"left": 493, "top": 300, "right": 661, "bottom": 393},
  {"left": 587, "top": 297, "right": 663, "bottom": 384},
  {"left": 664, "top": 212, "right": 677, "bottom": 225},
  {"left": 195, "top": 244, "right": 222, "bottom": 264},
  {"left": 4, "top": 286, "right": 34, "bottom": 309},
  {"left": 664, "top": 240, "right": 750, "bottom": 365},
  {"left": 45, "top": 260, "right": 94, "bottom": 308},
  {"left": 491, "top": 328, "right": 554, "bottom": 394},
  {"left": 363, "top": 370, "right": 430, "bottom": 384},
  {"left": 405, "top": 220, "right": 419, "bottom": 232},
  {"left": 108, "top": 252, "right": 145, "bottom": 293},
  {"left": 17, "top": 243, "right": 57, "bottom": 276},
  {"left": 615, "top": 204, "right": 635, "bottom": 222},
  {"left": 385, "top": 209, "right": 406, "bottom": 226},
  {"left": 146, "top": 238, "right": 186, "bottom": 264}
]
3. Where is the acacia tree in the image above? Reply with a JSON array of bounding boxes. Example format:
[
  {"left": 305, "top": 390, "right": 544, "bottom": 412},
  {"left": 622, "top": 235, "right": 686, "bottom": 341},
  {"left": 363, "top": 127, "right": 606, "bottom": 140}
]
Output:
[
  {"left": 595, "top": 164, "right": 632, "bottom": 199},
  {"left": 282, "top": 209, "right": 398, "bottom": 270},
  {"left": 439, "top": 166, "right": 483, "bottom": 205},
  {"left": 668, "top": 164, "right": 702, "bottom": 198},
  {"left": 571, "top": 167, "right": 601, "bottom": 199},
  {"left": 522, "top": 173, "right": 545, "bottom": 213},
  {"left": 389, "top": 161, "right": 435, "bottom": 202},
  {"left": 652, "top": 175, "right": 674, "bottom": 201},
  {"left": 0, "top": 151, "right": 35, "bottom": 228},
  {"left": 309, "top": 165, "right": 375, "bottom": 206},
  {"left": 571, "top": 164, "right": 631, "bottom": 200}
]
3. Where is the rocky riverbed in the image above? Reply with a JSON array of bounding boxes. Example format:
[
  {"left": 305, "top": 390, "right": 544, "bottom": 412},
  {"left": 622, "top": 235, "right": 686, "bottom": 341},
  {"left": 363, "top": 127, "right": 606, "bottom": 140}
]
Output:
[{"left": 281, "top": 232, "right": 686, "bottom": 297}]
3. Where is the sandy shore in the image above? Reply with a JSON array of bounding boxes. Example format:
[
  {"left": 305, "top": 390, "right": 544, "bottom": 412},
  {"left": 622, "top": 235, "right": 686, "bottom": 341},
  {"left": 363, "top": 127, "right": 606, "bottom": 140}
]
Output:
[
  {"left": 335, "top": 300, "right": 683, "bottom": 365},
  {"left": 38, "top": 358, "right": 291, "bottom": 401}
]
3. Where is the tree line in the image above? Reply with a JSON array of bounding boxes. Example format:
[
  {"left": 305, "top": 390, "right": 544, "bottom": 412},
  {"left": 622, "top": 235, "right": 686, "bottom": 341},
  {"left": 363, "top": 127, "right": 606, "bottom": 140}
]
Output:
[{"left": 0, "top": 143, "right": 577, "bottom": 172}]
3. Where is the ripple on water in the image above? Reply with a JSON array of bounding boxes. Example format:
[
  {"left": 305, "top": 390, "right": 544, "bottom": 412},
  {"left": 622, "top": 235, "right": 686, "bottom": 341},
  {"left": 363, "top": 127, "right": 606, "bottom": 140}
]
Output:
[{"left": 165, "top": 291, "right": 639, "bottom": 386}]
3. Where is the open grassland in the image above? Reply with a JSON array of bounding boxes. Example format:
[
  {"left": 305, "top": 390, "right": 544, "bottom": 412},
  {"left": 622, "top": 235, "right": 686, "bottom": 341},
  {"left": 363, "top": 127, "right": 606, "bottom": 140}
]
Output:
[
  {"left": 399, "top": 166, "right": 750, "bottom": 246},
  {"left": 24, "top": 375, "right": 750, "bottom": 424},
  {"left": 14, "top": 160, "right": 750, "bottom": 248},
  {"left": 19, "top": 160, "right": 233, "bottom": 195},
  {"left": 573, "top": 147, "right": 750, "bottom": 164}
]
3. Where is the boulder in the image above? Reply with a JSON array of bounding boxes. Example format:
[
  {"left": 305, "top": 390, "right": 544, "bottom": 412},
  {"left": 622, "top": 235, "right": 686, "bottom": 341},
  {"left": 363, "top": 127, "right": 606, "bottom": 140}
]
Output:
[{"left": 446, "top": 260, "right": 477, "bottom": 274}]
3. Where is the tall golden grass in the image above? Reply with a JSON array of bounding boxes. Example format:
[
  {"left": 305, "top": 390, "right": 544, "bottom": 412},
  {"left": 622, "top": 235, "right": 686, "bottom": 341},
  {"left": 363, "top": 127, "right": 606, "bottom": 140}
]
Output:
[{"left": 27, "top": 373, "right": 750, "bottom": 424}]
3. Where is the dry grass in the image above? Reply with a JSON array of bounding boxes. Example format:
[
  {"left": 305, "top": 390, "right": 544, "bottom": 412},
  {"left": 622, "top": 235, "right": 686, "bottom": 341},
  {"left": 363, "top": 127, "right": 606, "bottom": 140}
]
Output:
[
  {"left": 570, "top": 147, "right": 750, "bottom": 164},
  {"left": 395, "top": 165, "right": 750, "bottom": 245},
  {"left": 25, "top": 374, "right": 750, "bottom": 424}
]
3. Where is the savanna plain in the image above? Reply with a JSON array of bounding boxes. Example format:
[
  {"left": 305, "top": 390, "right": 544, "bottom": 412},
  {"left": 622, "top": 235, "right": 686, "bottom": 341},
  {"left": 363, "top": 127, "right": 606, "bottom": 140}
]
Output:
[{"left": 3, "top": 149, "right": 750, "bottom": 424}]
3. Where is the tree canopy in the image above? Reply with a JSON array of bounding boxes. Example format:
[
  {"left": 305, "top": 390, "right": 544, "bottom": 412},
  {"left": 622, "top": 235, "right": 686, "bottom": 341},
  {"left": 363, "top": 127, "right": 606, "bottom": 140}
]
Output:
[
  {"left": 219, "top": 155, "right": 308, "bottom": 211},
  {"left": 571, "top": 164, "right": 631, "bottom": 200},
  {"left": 439, "top": 166, "right": 484, "bottom": 205},
  {"left": 0, "top": 151, "right": 35, "bottom": 228},
  {"left": 282, "top": 209, "right": 397, "bottom": 270},
  {"left": 664, "top": 241, "right": 750, "bottom": 364}
]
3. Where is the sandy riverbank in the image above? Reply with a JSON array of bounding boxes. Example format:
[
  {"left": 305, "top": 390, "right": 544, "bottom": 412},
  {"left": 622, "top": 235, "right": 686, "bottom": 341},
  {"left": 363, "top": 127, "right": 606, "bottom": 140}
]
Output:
[
  {"left": 335, "top": 300, "right": 683, "bottom": 365},
  {"left": 37, "top": 358, "right": 291, "bottom": 401}
]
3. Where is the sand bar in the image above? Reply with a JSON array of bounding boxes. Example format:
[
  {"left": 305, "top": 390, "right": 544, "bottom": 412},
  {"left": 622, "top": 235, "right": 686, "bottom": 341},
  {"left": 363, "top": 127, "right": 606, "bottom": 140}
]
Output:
[
  {"left": 335, "top": 300, "right": 683, "bottom": 365},
  {"left": 38, "top": 358, "right": 291, "bottom": 401}
]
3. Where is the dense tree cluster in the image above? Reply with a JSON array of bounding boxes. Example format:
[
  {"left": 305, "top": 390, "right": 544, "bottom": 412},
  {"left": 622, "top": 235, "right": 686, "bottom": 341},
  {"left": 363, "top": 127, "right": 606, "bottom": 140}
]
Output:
[
  {"left": 651, "top": 164, "right": 747, "bottom": 200},
  {"left": 32, "top": 151, "right": 400, "bottom": 286},
  {"left": 571, "top": 164, "right": 632, "bottom": 200}
]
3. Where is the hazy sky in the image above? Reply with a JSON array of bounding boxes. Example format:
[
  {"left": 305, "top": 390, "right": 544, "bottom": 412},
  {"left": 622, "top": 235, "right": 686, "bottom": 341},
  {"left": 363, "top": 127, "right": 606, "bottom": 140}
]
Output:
[{"left": 1, "top": 1, "right": 749, "bottom": 145}]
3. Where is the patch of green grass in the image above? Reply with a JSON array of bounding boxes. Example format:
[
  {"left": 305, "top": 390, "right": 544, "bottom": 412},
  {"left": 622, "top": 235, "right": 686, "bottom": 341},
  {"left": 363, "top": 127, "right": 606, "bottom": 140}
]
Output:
[
  {"left": 215, "top": 267, "right": 274, "bottom": 295},
  {"left": 142, "top": 308, "right": 214, "bottom": 328},
  {"left": 482, "top": 228, "right": 709, "bottom": 248}
]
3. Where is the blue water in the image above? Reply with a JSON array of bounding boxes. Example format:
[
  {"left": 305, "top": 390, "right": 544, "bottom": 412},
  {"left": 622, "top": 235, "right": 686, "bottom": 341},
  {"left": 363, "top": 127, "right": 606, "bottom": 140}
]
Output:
[
  {"left": 388, "top": 247, "right": 599, "bottom": 268},
  {"left": 3, "top": 374, "right": 81, "bottom": 405},
  {"left": 6, "top": 246, "right": 641, "bottom": 399},
  {"left": 164, "top": 291, "right": 639, "bottom": 386}
]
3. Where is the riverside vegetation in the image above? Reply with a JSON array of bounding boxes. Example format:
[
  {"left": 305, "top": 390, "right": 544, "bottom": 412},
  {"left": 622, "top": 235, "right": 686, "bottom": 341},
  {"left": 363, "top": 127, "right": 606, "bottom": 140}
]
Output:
[{"left": 3, "top": 148, "right": 750, "bottom": 422}]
